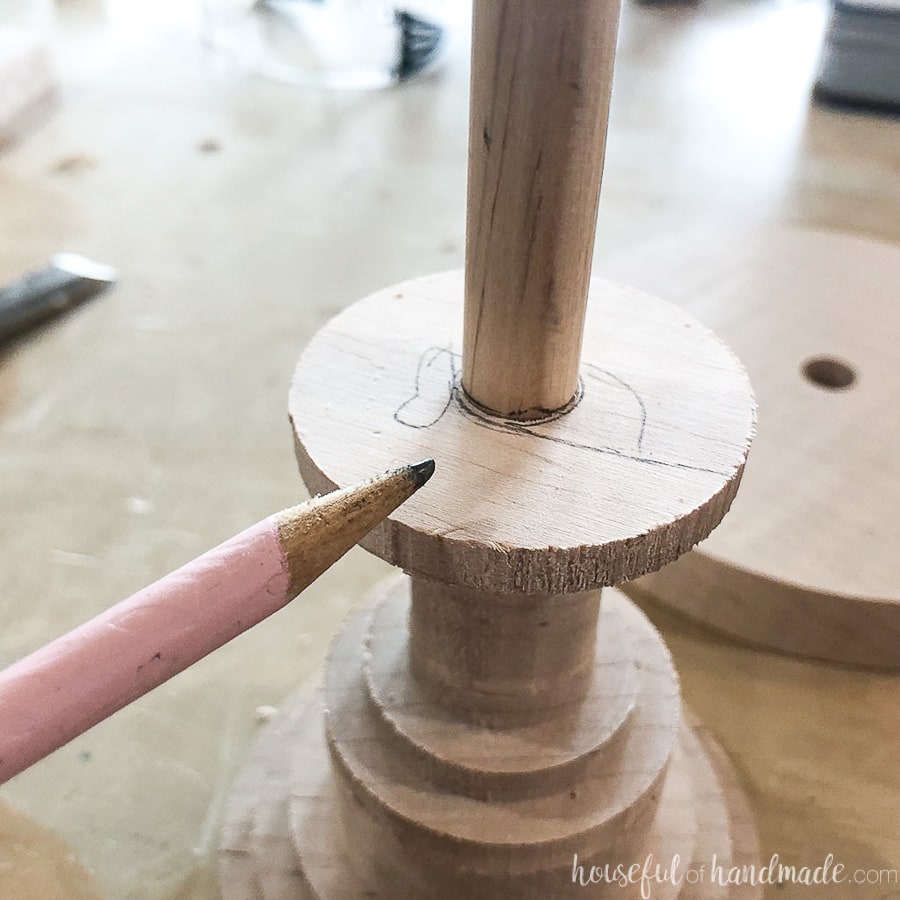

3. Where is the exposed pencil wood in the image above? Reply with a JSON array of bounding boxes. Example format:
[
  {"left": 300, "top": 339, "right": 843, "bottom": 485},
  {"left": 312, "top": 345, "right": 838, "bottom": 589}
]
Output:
[
  {"left": 462, "top": 0, "right": 620, "bottom": 418},
  {"left": 276, "top": 459, "right": 435, "bottom": 597}
]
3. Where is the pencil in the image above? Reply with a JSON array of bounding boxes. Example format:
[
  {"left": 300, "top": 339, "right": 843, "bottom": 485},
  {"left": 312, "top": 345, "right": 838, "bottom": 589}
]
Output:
[{"left": 0, "top": 459, "right": 435, "bottom": 784}]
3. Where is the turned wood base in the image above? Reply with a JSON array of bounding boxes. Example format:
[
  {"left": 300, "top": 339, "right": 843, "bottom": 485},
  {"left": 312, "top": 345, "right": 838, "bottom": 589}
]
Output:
[
  {"left": 218, "top": 582, "right": 760, "bottom": 900},
  {"left": 225, "top": 267, "right": 760, "bottom": 898}
]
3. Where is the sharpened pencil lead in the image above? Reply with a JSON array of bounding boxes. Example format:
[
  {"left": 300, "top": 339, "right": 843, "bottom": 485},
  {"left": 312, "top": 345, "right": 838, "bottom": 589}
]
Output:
[{"left": 408, "top": 458, "right": 436, "bottom": 487}]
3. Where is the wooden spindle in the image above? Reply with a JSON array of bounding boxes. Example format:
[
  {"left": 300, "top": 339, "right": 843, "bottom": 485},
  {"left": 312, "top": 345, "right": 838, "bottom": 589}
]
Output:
[
  {"left": 224, "top": 1, "right": 761, "bottom": 895},
  {"left": 462, "top": 0, "right": 621, "bottom": 419}
]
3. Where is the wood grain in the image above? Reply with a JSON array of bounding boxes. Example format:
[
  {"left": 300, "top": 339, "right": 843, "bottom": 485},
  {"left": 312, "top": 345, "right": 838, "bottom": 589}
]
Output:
[
  {"left": 320, "top": 584, "right": 670, "bottom": 892},
  {"left": 406, "top": 579, "right": 604, "bottom": 721},
  {"left": 3, "top": 0, "right": 898, "bottom": 892},
  {"left": 462, "top": 0, "right": 620, "bottom": 418},
  {"left": 365, "top": 578, "right": 638, "bottom": 798},
  {"left": 217, "top": 586, "right": 762, "bottom": 900},
  {"left": 256, "top": 3, "right": 759, "bottom": 896},
  {"left": 290, "top": 271, "right": 756, "bottom": 594},
  {"left": 285, "top": 269, "right": 758, "bottom": 894},
  {"left": 602, "top": 228, "right": 900, "bottom": 667}
]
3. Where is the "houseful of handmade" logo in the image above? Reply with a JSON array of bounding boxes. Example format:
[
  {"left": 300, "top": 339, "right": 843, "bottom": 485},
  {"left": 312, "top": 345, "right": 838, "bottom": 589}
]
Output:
[{"left": 572, "top": 852, "right": 898, "bottom": 898}]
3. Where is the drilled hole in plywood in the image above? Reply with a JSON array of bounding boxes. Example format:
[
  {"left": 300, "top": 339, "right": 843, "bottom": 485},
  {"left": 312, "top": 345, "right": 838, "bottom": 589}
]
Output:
[{"left": 802, "top": 356, "right": 856, "bottom": 391}]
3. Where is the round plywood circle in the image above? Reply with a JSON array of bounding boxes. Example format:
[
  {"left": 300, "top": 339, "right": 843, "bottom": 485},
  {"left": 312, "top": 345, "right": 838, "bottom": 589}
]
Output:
[
  {"left": 602, "top": 228, "right": 900, "bottom": 667},
  {"left": 289, "top": 271, "right": 755, "bottom": 594}
]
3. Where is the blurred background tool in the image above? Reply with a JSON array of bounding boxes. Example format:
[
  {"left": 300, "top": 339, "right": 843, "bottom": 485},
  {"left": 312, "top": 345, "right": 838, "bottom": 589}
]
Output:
[
  {"left": 205, "top": 0, "right": 446, "bottom": 88},
  {"left": 0, "top": 255, "right": 116, "bottom": 344},
  {"left": 816, "top": 0, "right": 900, "bottom": 108}
]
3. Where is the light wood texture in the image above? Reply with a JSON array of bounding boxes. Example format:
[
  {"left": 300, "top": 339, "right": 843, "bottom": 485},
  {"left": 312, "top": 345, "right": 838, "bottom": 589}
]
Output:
[
  {"left": 290, "top": 271, "right": 755, "bottom": 594},
  {"left": 218, "top": 586, "right": 761, "bottom": 900},
  {"left": 406, "top": 580, "right": 605, "bottom": 720},
  {"left": 282, "top": 222, "right": 757, "bottom": 898},
  {"left": 462, "top": 0, "right": 620, "bottom": 418},
  {"left": 321, "top": 582, "right": 677, "bottom": 887},
  {"left": 286, "top": 211, "right": 757, "bottom": 892},
  {"left": 366, "top": 586, "right": 638, "bottom": 796},
  {"left": 281, "top": 0, "right": 761, "bottom": 868},
  {"left": 3, "top": 1, "right": 899, "bottom": 896},
  {"left": 602, "top": 228, "right": 900, "bottom": 667}
]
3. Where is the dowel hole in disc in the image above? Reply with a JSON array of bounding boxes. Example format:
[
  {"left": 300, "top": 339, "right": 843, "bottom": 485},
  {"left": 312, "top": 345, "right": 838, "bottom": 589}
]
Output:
[
  {"left": 801, "top": 356, "right": 856, "bottom": 391},
  {"left": 457, "top": 376, "right": 585, "bottom": 426}
]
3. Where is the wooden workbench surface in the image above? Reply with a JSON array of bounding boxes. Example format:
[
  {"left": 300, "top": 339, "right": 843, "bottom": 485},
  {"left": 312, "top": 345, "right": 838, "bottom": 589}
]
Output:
[{"left": 0, "top": 1, "right": 897, "bottom": 897}]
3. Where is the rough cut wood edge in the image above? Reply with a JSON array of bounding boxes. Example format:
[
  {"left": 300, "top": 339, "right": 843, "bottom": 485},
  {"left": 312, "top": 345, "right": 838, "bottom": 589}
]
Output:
[
  {"left": 603, "top": 228, "right": 900, "bottom": 668},
  {"left": 290, "top": 272, "right": 756, "bottom": 594},
  {"left": 462, "top": 0, "right": 620, "bottom": 417}
]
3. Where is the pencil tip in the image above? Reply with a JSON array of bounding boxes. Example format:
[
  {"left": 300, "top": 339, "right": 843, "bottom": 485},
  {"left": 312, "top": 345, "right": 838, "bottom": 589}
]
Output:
[{"left": 408, "top": 458, "right": 436, "bottom": 488}]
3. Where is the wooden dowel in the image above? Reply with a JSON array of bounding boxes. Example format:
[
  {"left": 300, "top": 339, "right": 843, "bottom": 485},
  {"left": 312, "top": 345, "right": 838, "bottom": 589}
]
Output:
[
  {"left": 407, "top": 577, "right": 601, "bottom": 722},
  {"left": 462, "top": 0, "right": 621, "bottom": 419}
]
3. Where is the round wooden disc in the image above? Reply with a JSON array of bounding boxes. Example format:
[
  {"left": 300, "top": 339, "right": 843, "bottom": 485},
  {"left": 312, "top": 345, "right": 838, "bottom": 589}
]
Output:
[
  {"left": 216, "top": 590, "right": 762, "bottom": 900},
  {"left": 363, "top": 584, "right": 639, "bottom": 798},
  {"left": 678, "top": 715, "right": 762, "bottom": 900},
  {"left": 289, "top": 271, "right": 755, "bottom": 594},
  {"left": 602, "top": 229, "right": 900, "bottom": 667},
  {"left": 321, "top": 582, "right": 680, "bottom": 879}
]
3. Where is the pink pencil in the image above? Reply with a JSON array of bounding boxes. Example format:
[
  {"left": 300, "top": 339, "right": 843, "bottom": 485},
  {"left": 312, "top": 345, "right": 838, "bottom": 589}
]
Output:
[{"left": 0, "top": 459, "right": 435, "bottom": 783}]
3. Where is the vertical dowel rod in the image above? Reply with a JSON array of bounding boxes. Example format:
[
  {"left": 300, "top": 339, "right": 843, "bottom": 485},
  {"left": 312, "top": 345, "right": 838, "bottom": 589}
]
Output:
[
  {"left": 407, "top": 577, "right": 602, "bottom": 723},
  {"left": 462, "top": 0, "right": 621, "bottom": 419}
]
